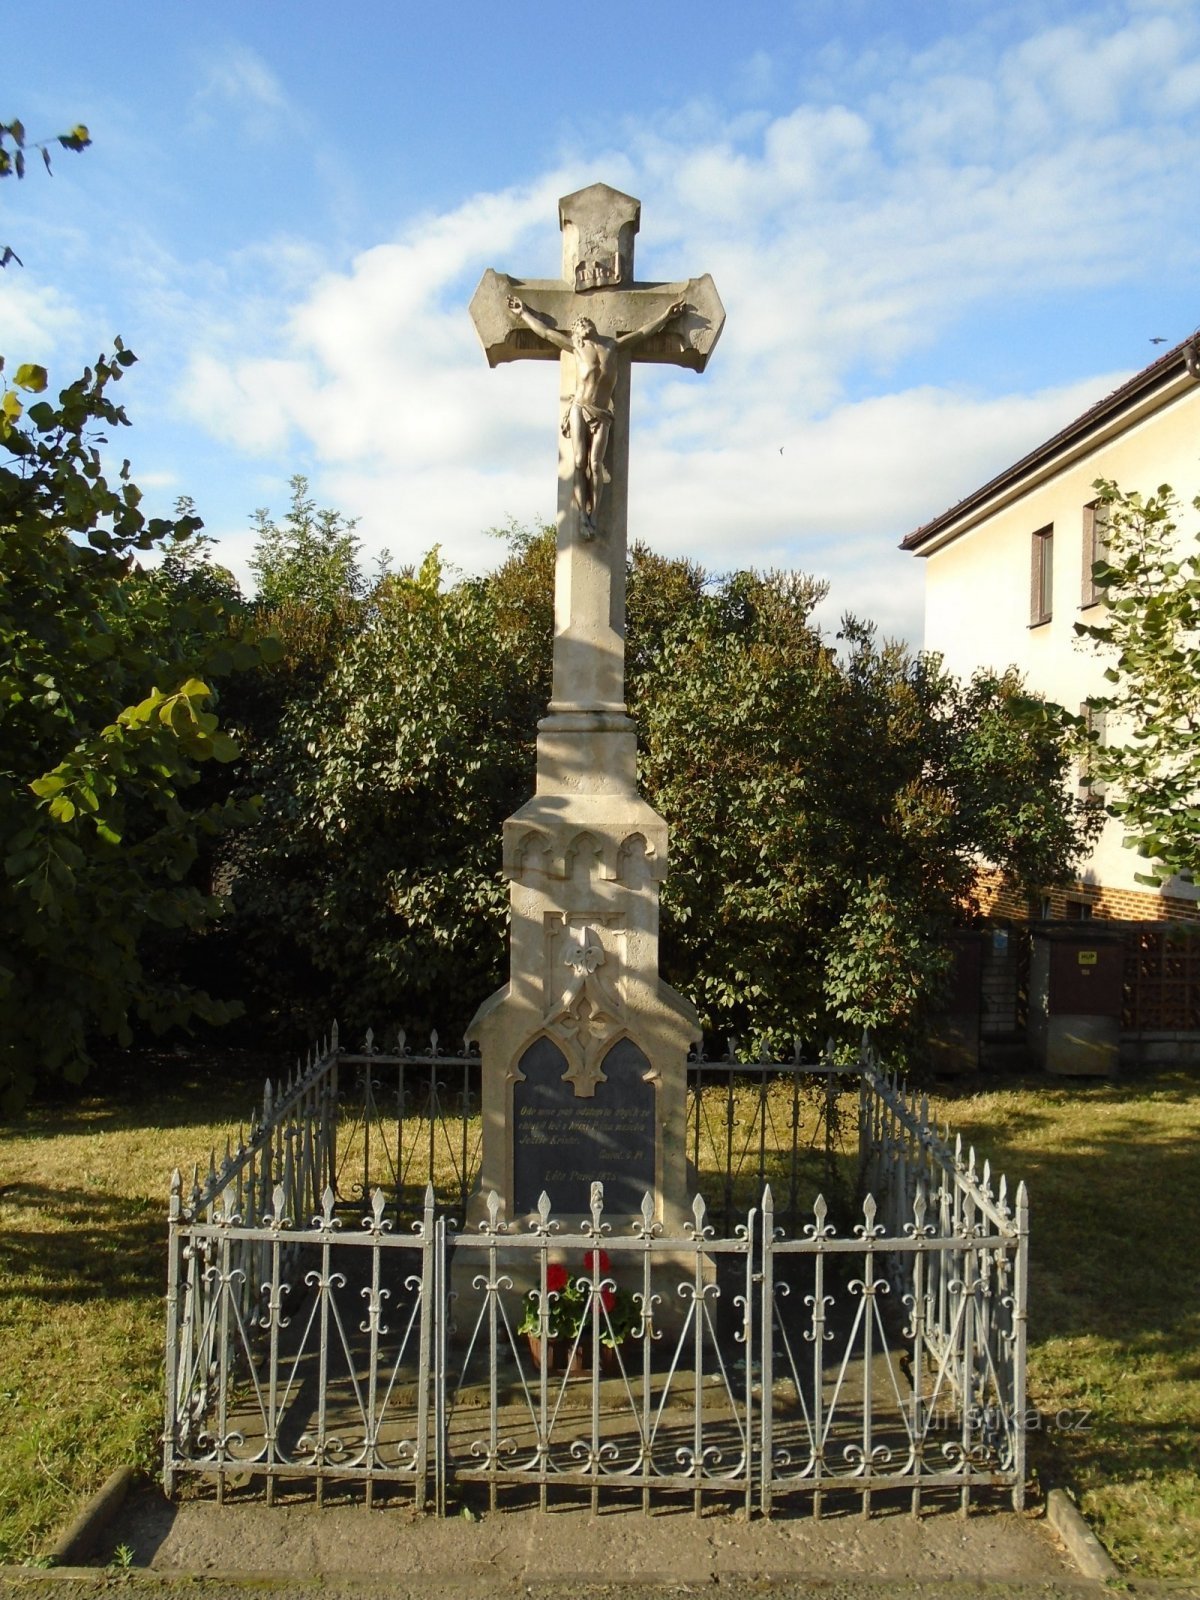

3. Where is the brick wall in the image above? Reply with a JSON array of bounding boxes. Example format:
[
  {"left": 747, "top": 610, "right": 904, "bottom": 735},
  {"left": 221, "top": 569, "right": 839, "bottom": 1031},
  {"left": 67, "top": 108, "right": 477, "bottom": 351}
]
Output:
[{"left": 974, "top": 867, "right": 1200, "bottom": 925}]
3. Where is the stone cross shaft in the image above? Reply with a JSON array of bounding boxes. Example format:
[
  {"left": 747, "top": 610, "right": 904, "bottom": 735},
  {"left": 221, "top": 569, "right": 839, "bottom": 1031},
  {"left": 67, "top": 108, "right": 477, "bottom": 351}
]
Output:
[{"left": 469, "top": 184, "right": 724, "bottom": 793}]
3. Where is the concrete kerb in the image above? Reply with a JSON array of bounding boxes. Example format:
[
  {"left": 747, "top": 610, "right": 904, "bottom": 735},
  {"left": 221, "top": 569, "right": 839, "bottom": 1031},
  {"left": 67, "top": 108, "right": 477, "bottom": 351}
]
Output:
[
  {"left": 45, "top": 1466, "right": 135, "bottom": 1567},
  {"left": 1043, "top": 1487, "right": 1120, "bottom": 1583}
]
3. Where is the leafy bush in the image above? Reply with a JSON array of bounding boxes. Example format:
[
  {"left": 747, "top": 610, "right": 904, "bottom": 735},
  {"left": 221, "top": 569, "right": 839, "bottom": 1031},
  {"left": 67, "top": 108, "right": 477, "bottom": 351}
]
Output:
[{"left": 0, "top": 350, "right": 268, "bottom": 1111}]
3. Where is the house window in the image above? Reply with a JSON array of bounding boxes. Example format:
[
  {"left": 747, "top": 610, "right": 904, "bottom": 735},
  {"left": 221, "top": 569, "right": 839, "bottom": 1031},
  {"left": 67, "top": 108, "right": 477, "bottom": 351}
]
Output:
[
  {"left": 1030, "top": 524, "right": 1054, "bottom": 625},
  {"left": 1065, "top": 896, "right": 1094, "bottom": 920},
  {"left": 1081, "top": 500, "right": 1109, "bottom": 608}
]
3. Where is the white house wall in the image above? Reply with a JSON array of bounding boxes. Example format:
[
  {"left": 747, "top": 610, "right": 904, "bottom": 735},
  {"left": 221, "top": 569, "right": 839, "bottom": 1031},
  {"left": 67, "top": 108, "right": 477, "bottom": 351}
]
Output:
[{"left": 921, "top": 380, "right": 1200, "bottom": 907}]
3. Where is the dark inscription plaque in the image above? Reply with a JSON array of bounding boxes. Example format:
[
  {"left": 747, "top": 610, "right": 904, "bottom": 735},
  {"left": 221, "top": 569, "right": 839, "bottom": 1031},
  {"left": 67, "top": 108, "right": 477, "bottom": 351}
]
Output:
[{"left": 512, "top": 1036, "right": 656, "bottom": 1215}]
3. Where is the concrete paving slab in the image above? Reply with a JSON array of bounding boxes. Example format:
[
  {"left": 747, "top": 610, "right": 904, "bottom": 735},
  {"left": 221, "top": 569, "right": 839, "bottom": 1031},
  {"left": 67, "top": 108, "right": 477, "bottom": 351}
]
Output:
[{"left": 95, "top": 1486, "right": 1082, "bottom": 1586}]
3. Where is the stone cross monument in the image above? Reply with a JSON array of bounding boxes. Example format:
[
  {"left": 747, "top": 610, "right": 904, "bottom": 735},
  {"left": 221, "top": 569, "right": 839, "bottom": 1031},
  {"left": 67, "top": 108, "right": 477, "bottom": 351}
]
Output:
[{"left": 466, "top": 183, "right": 724, "bottom": 1230}]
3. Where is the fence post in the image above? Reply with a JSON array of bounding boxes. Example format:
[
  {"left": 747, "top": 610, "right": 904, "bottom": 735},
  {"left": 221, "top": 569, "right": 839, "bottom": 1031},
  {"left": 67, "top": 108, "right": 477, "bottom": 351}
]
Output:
[
  {"left": 759, "top": 1186, "right": 774, "bottom": 1518},
  {"left": 162, "top": 1170, "right": 183, "bottom": 1498},
  {"left": 433, "top": 1212, "right": 448, "bottom": 1517},
  {"left": 415, "top": 1184, "right": 435, "bottom": 1510},
  {"left": 1012, "top": 1181, "right": 1030, "bottom": 1511}
]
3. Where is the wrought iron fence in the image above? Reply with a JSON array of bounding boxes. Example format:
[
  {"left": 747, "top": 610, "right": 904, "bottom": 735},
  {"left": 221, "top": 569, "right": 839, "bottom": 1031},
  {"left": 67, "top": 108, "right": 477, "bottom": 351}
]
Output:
[{"left": 164, "top": 1037, "right": 1028, "bottom": 1516}]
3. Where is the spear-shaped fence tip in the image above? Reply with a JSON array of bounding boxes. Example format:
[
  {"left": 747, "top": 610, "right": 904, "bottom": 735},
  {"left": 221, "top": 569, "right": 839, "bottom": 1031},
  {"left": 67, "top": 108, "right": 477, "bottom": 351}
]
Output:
[
  {"left": 396, "top": 1027, "right": 407, "bottom": 1056},
  {"left": 430, "top": 1028, "right": 440, "bottom": 1055},
  {"left": 331, "top": 1019, "right": 339, "bottom": 1049}
]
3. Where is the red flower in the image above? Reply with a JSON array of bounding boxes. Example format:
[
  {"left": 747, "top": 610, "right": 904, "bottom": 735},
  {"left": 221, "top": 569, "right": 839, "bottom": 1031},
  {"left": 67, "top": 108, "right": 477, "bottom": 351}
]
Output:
[{"left": 546, "top": 1263, "right": 568, "bottom": 1293}]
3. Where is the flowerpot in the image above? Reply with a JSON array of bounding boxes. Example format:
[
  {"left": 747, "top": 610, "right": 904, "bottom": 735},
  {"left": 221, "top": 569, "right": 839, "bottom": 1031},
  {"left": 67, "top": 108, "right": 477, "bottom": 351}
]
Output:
[
  {"left": 599, "top": 1342, "right": 627, "bottom": 1377},
  {"left": 525, "top": 1332, "right": 584, "bottom": 1377}
]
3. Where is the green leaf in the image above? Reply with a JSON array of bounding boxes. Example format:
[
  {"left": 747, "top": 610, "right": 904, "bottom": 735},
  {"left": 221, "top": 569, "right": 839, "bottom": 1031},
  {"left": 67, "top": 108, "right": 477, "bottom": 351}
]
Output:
[
  {"left": 209, "top": 732, "right": 241, "bottom": 763},
  {"left": 29, "top": 774, "right": 67, "bottom": 798},
  {"left": 13, "top": 363, "right": 47, "bottom": 393}
]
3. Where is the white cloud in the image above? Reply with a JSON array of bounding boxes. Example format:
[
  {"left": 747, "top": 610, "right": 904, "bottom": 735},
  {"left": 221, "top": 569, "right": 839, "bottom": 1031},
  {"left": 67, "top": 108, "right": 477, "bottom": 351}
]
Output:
[
  {"left": 0, "top": 280, "right": 82, "bottom": 356},
  {"left": 191, "top": 45, "right": 290, "bottom": 139}
]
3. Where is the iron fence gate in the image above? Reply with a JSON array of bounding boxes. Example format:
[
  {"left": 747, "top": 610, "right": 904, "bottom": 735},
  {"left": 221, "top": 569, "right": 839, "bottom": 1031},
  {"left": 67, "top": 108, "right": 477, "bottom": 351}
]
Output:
[{"left": 165, "top": 1062, "right": 1028, "bottom": 1518}]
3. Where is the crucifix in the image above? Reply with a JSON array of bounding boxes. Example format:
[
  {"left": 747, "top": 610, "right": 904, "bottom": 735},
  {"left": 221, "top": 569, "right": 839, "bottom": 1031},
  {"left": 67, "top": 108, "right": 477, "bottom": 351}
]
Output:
[
  {"left": 465, "top": 184, "right": 721, "bottom": 1235},
  {"left": 468, "top": 183, "right": 724, "bottom": 731}
]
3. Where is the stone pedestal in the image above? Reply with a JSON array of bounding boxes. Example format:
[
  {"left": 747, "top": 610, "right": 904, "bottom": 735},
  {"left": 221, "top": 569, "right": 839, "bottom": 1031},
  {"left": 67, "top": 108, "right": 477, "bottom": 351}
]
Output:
[{"left": 467, "top": 734, "right": 699, "bottom": 1233}]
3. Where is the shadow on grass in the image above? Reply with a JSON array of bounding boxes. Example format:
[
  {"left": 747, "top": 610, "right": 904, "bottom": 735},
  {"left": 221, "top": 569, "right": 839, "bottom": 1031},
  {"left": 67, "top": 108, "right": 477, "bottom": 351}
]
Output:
[
  {"left": 0, "top": 1182, "right": 165, "bottom": 1302},
  {"left": 0, "top": 1050, "right": 279, "bottom": 1142}
]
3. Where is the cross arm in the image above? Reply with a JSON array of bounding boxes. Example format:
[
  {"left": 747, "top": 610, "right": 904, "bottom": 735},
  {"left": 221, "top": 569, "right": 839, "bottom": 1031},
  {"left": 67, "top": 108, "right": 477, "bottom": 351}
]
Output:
[{"left": 468, "top": 270, "right": 726, "bottom": 372}]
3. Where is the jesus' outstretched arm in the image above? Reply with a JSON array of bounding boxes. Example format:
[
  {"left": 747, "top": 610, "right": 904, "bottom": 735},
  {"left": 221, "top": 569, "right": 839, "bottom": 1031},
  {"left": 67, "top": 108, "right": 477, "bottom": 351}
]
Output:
[
  {"left": 507, "top": 296, "right": 573, "bottom": 352},
  {"left": 616, "top": 299, "right": 688, "bottom": 349}
]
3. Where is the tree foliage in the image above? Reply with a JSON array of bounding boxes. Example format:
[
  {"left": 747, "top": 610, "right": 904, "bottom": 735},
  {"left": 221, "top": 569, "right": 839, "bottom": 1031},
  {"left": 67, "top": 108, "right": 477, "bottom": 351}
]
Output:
[
  {"left": 0, "top": 347, "right": 268, "bottom": 1111},
  {"left": 222, "top": 519, "right": 1091, "bottom": 1057},
  {"left": 1, "top": 117, "right": 91, "bottom": 268},
  {"left": 1074, "top": 479, "right": 1200, "bottom": 887},
  {"left": 225, "top": 537, "right": 549, "bottom": 1038},
  {"left": 629, "top": 565, "right": 1094, "bottom": 1052},
  {"left": 249, "top": 475, "right": 364, "bottom": 612}
]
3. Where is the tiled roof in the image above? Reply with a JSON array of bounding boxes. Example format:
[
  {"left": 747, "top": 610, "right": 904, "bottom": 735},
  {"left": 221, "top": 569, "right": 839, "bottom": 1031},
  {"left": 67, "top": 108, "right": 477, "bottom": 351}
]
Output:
[{"left": 901, "top": 328, "right": 1200, "bottom": 552}]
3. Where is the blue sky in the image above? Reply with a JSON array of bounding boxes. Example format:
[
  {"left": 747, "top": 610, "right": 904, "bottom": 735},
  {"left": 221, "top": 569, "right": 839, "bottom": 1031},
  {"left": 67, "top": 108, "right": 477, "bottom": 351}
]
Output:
[{"left": 6, "top": 0, "right": 1200, "bottom": 644}]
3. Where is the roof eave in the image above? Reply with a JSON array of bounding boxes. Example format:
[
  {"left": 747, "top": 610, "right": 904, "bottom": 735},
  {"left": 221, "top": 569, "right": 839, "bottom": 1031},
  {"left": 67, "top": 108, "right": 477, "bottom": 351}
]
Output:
[{"left": 902, "top": 337, "right": 1200, "bottom": 556}]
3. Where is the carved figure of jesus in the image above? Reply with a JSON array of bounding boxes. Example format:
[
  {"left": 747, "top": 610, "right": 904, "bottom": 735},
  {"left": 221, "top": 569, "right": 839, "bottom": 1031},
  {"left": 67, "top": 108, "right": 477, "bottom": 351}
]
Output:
[{"left": 506, "top": 294, "right": 686, "bottom": 535}]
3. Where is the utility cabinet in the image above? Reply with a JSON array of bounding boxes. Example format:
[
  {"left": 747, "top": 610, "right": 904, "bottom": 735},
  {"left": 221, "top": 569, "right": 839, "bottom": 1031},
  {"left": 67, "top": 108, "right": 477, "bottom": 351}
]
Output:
[{"left": 1028, "top": 925, "right": 1124, "bottom": 1076}]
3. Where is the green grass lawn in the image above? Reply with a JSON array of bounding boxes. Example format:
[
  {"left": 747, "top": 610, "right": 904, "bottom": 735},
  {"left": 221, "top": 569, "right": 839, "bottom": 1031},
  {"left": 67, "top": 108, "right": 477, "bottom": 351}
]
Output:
[
  {"left": 1, "top": 1055, "right": 1197, "bottom": 1576},
  {"left": 930, "top": 1068, "right": 1200, "bottom": 1580}
]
